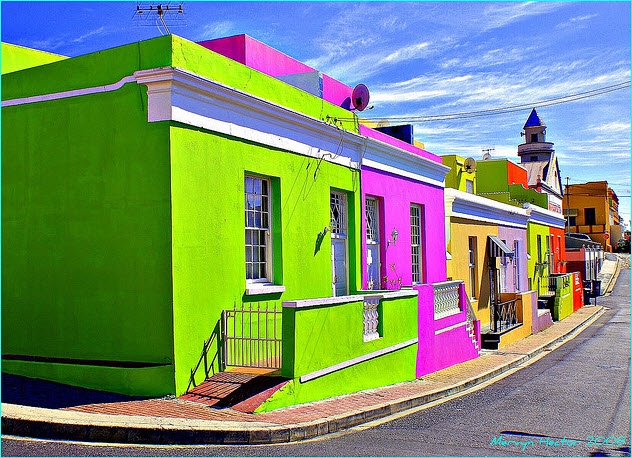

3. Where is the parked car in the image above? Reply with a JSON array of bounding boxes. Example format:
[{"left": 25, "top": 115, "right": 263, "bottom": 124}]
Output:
[
  {"left": 614, "top": 238, "right": 630, "bottom": 253},
  {"left": 566, "top": 233, "right": 593, "bottom": 242}
]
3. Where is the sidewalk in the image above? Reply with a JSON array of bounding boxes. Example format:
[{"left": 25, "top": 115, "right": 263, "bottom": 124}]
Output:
[
  {"left": 1, "top": 301, "right": 607, "bottom": 446},
  {"left": 599, "top": 254, "right": 623, "bottom": 295}
]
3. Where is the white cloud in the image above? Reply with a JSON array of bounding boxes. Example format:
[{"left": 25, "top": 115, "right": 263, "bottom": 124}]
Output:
[
  {"left": 195, "top": 21, "right": 235, "bottom": 42},
  {"left": 73, "top": 27, "right": 105, "bottom": 43}
]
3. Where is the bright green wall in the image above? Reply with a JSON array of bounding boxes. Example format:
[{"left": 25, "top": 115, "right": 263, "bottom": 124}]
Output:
[
  {"left": 261, "top": 294, "right": 418, "bottom": 410},
  {"left": 2, "top": 34, "right": 368, "bottom": 398},
  {"left": 508, "top": 184, "right": 548, "bottom": 209},
  {"left": 2, "top": 43, "right": 67, "bottom": 74},
  {"left": 2, "top": 53, "right": 176, "bottom": 395},
  {"left": 552, "top": 276, "right": 573, "bottom": 320},
  {"left": 526, "top": 222, "right": 551, "bottom": 296},
  {"left": 169, "top": 126, "right": 361, "bottom": 395},
  {"left": 476, "top": 160, "right": 508, "bottom": 194},
  {"left": 2, "top": 36, "right": 173, "bottom": 101}
]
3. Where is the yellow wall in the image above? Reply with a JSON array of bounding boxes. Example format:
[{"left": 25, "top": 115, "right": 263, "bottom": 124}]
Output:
[
  {"left": 447, "top": 218, "right": 496, "bottom": 327},
  {"left": 497, "top": 291, "right": 534, "bottom": 347}
]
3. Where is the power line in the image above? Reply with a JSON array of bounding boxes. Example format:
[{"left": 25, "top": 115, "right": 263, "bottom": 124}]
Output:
[{"left": 349, "top": 80, "right": 630, "bottom": 123}]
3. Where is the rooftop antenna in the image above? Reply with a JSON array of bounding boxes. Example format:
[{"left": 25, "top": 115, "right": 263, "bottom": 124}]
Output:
[
  {"left": 133, "top": 3, "right": 186, "bottom": 35},
  {"left": 482, "top": 147, "right": 495, "bottom": 160}
]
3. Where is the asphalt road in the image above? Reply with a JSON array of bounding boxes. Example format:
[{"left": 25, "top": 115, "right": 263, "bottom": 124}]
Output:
[{"left": 3, "top": 264, "right": 630, "bottom": 457}]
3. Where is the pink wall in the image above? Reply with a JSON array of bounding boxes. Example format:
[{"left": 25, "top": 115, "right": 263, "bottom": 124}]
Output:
[
  {"left": 415, "top": 283, "right": 480, "bottom": 377},
  {"left": 198, "top": 35, "right": 314, "bottom": 77},
  {"left": 198, "top": 35, "right": 353, "bottom": 108},
  {"left": 361, "top": 167, "right": 447, "bottom": 289}
]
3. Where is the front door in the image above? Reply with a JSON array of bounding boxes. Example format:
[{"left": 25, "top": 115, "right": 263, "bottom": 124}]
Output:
[{"left": 330, "top": 191, "right": 348, "bottom": 296}]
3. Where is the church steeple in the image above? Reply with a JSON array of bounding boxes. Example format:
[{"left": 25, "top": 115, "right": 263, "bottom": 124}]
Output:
[
  {"left": 523, "top": 108, "right": 546, "bottom": 144},
  {"left": 518, "top": 108, "right": 553, "bottom": 163}
]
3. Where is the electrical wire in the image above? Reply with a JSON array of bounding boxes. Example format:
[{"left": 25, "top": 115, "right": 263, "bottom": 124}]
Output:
[{"left": 343, "top": 80, "right": 631, "bottom": 123}]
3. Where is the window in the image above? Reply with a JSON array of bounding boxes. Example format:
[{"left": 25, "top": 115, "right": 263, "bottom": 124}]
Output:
[
  {"left": 468, "top": 236, "right": 478, "bottom": 299},
  {"left": 546, "top": 236, "right": 553, "bottom": 271},
  {"left": 568, "top": 216, "right": 577, "bottom": 226},
  {"left": 531, "top": 134, "right": 538, "bottom": 143},
  {"left": 584, "top": 208, "right": 596, "bottom": 225},
  {"left": 245, "top": 175, "right": 271, "bottom": 282},
  {"left": 331, "top": 191, "right": 348, "bottom": 297},
  {"left": 410, "top": 204, "right": 424, "bottom": 284},
  {"left": 530, "top": 155, "right": 539, "bottom": 162},
  {"left": 513, "top": 240, "right": 520, "bottom": 291},
  {"left": 465, "top": 179, "right": 474, "bottom": 194}
]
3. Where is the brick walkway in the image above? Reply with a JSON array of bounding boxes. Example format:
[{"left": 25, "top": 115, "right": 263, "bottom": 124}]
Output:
[
  {"left": 1, "top": 300, "right": 609, "bottom": 445},
  {"left": 48, "top": 305, "right": 602, "bottom": 427}
]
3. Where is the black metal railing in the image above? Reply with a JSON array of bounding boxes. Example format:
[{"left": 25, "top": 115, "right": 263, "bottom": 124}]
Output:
[
  {"left": 187, "top": 326, "right": 222, "bottom": 392},
  {"left": 491, "top": 299, "right": 519, "bottom": 333}
]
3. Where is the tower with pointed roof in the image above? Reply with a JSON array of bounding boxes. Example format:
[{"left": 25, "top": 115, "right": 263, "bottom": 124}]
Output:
[{"left": 517, "top": 108, "right": 563, "bottom": 213}]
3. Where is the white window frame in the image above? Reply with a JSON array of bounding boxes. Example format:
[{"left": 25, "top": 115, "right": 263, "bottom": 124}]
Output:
[{"left": 244, "top": 175, "right": 285, "bottom": 295}]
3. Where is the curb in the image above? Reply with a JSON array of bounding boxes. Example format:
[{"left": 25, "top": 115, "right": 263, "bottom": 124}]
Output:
[
  {"left": 2, "top": 306, "right": 605, "bottom": 445},
  {"left": 602, "top": 257, "right": 622, "bottom": 295}
]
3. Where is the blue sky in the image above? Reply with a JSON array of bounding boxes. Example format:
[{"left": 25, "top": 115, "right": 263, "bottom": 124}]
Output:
[{"left": 2, "top": 1, "right": 630, "bottom": 225}]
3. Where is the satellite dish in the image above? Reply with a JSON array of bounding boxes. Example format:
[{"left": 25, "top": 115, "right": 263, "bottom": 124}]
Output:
[
  {"left": 352, "top": 84, "right": 370, "bottom": 111},
  {"left": 482, "top": 152, "right": 492, "bottom": 161},
  {"left": 377, "top": 119, "right": 390, "bottom": 127},
  {"left": 464, "top": 157, "right": 477, "bottom": 172}
]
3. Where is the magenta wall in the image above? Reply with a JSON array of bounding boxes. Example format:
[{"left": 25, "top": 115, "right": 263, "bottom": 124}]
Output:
[
  {"left": 198, "top": 35, "right": 353, "bottom": 108},
  {"left": 198, "top": 35, "right": 314, "bottom": 77},
  {"left": 360, "top": 166, "right": 447, "bottom": 289},
  {"left": 415, "top": 283, "right": 480, "bottom": 377}
]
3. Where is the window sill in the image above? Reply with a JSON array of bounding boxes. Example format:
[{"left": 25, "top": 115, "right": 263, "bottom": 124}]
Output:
[{"left": 245, "top": 284, "right": 286, "bottom": 296}]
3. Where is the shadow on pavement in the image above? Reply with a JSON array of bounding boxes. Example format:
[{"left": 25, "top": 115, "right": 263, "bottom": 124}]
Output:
[{"left": 1, "top": 373, "right": 150, "bottom": 409}]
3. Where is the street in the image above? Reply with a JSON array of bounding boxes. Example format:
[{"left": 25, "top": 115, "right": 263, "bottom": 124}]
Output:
[{"left": 3, "top": 260, "right": 630, "bottom": 457}]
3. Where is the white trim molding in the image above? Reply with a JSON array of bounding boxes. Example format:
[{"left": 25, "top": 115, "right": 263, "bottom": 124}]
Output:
[
  {"left": 134, "top": 67, "right": 364, "bottom": 170},
  {"left": 362, "top": 148, "right": 450, "bottom": 188},
  {"left": 445, "top": 188, "right": 529, "bottom": 229},
  {"left": 435, "top": 321, "right": 467, "bottom": 335},
  {"left": 282, "top": 289, "right": 418, "bottom": 309},
  {"left": 524, "top": 203, "right": 566, "bottom": 229},
  {"left": 2, "top": 75, "right": 136, "bottom": 107},
  {"left": 299, "top": 338, "right": 418, "bottom": 383}
]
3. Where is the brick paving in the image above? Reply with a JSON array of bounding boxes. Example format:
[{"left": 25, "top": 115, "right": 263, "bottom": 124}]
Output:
[
  {"left": 2, "top": 296, "right": 602, "bottom": 440},
  {"left": 46, "top": 304, "right": 601, "bottom": 428}
]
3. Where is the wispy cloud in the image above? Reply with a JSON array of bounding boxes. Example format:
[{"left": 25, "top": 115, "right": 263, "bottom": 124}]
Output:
[
  {"left": 194, "top": 21, "right": 235, "bottom": 42},
  {"left": 73, "top": 27, "right": 105, "bottom": 43},
  {"left": 556, "top": 13, "right": 599, "bottom": 30}
]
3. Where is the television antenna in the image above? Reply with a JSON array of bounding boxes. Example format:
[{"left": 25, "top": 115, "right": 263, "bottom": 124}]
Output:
[{"left": 133, "top": 3, "right": 186, "bottom": 35}]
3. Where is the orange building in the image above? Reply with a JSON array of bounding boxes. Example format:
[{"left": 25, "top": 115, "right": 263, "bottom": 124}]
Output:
[{"left": 563, "top": 181, "right": 620, "bottom": 252}]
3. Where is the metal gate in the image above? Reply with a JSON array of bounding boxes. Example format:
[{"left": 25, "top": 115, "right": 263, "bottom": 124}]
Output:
[{"left": 222, "top": 302, "right": 282, "bottom": 369}]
